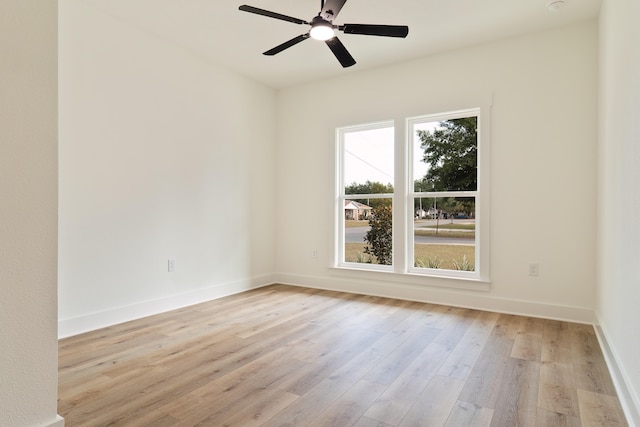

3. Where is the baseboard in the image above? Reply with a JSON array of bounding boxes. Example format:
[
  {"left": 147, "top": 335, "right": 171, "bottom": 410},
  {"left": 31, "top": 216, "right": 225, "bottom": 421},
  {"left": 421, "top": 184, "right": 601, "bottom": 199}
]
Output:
[
  {"left": 274, "top": 272, "right": 595, "bottom": 324},
  {"left": 46, "top": 415, "right": 65, "bottom": 427},
  {"left": 594, "top": 318, "right": 640, "bottom": 427},
  {"left": 58, "top": 274, "right": 275, "bottom": 338}
]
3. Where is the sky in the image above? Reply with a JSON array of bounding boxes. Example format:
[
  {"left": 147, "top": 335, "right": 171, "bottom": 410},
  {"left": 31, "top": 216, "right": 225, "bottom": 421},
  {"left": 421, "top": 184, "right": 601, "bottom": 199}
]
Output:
[{"left": 343, "top": 121, "right": 439, "bottom": 187}]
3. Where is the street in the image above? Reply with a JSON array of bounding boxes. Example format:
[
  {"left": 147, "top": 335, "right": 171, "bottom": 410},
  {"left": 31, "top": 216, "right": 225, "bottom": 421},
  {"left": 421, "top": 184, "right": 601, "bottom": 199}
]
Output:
[{"left": 344, "top": 219, "right": 475, "bottom": 245}]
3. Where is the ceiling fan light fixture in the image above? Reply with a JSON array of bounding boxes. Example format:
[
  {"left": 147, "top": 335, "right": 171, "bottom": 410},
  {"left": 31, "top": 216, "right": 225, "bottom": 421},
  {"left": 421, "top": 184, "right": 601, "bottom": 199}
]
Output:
[{"left": 310, "top": 21, "right": 335, "bottom": 40}]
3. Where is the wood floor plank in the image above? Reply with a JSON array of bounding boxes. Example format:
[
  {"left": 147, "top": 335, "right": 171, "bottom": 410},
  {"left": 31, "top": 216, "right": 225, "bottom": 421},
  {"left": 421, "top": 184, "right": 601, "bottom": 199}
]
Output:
[
  {"left": 212, "top": 344, "right": 308, "bottom": 392},
  {"left": 232, "top": 290, "right": 324, "bottom": 339},
  {"left": 353, "top": 416, "right": 395, "bottom": 427},
  {"left": 201, "top": 386, "right": 299, "bottom": 427},
  {"left": 363, "top": 323, "right": 441, "bottom": 386},
  {"left": 116, "top": 412, "right": 181, "bottom": 427},
  {"left": 541, "top": 319, "right": 573, "bottom": 364},
  {"left": 457, "top": 332, "right": 515, "bottom": 409},
  {"left": 308, "top": 379, "right": 387, "bottom": 427},
  {"left": 277, "top": 325, "right": 384, "bottom": 396},
  {"left": 536, "top": 407, "right": 582, "bottom": 427},
  {"left": 438, "top": 310, "right": 500, "bottom": 380},
  {"left": 444, "top": 400, "right": 494, "bottom": 427},
  {"left": 397, "top": 375, "right": 465, "bottom": 427},
  {"left": 58, "top": 284, "right": 627, "bottom": 426},
  {"left": 419, "top": 303, "right": 463, "bottom": 329},
  {"left": 569, "top": 324, "right": 619, "bottom": 396},
  {"left": 432, "top": 307, "right": 479, "bottom": 351},
  {"left": 577, "top": 388, "right": 627, "bottom": 426},
  {"left": 364, "top": 341, "right": 452, "bottom": 425},
  {"left": 162, "top": 383, "right": 246, "bottom": 425},
  {"left": 260, "top": 373, "right": 356, "bottom": 426},
  {"left": 511, "top": 316, "right": 544, "bottom": 361},
  {"left": 489, "top": 358, "right": 540, "bottom": 427},
  {"left": 538, "top": 360, "right": 580, "bottom": 418},
  {"left": 322, "top": 336, "right": 393, "bottom": 386},
  {"left": 491, "top": 313, "right": 523, "bottom": 340},
  {"left": 67, "top": 349, "right": 230, "bottom": 426}
]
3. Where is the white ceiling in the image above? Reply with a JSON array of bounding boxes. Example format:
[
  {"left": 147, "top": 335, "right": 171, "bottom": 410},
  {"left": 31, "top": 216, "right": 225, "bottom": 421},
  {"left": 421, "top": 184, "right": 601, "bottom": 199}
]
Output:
[{"left": 83, "top": 0, "right": 601, "bottom": 89}]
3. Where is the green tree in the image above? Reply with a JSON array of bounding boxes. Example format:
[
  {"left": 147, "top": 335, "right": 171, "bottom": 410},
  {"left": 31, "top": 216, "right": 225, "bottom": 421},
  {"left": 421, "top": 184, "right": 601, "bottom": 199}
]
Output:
[
  {"left": 364, "top": 205, "right": 393, "bottom": 265},
  {"left": 345, "top": 181, "right": 393, "bottom": 209},
  {"left": 345, "top": 180, "right": 393, "bottom": 195},
  {"left": 417, "top": 117, "right": 477, "bottom": 192}
]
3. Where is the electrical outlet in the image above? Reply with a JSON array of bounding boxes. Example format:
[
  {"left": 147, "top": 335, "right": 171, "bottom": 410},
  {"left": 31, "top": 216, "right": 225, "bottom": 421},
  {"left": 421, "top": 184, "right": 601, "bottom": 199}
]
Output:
[
  {"left": 312, "top": 249, "right": 318, "bottom": 259},
  {"left": 528, "top": 263, "right": 539, "bottom": 277},
  {"left": 168, "top": 259, "right": 176, "bottom": 272}
]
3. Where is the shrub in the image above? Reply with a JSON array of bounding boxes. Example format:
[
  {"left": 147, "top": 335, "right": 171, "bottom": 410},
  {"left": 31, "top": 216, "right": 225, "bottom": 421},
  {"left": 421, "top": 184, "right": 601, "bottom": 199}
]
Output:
[
  {"left": 364, "top": 205, "right": 393, "bottom": 265},
  {"left": 452, "top": 255, "right": 474, "bottom": 271},
  {"left": 356, "top": 252, "right": 373, "bottom": 264},
  {"left": 415, "top": 256, "right": 442, "bottom": 269}
]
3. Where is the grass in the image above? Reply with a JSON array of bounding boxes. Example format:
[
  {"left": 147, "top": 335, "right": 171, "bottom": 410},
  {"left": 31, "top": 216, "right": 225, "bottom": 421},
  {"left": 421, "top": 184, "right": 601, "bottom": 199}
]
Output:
[
  {"left": 413, "top": 229, "right": 475, "bottom": 239},
  {"left": 348, "top": 220, "right": 474, "bottom": 238},
  {"left": 344, "top": 243, "right": 475, "bottom": 271},
  {"left": 414, "top": 221, "right": 475, "bottom": 239},
  {"left": 345, "top": 220, "right": 369, "bottom": 228},
  {"left": 418, "top": 223, "right": 475, "bottom": 230}
]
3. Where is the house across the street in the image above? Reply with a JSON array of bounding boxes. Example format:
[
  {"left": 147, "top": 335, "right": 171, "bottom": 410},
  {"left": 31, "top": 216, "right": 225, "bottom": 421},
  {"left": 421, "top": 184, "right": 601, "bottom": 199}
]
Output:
[{"left": 344, "top": 200, "right": 372, "bottom": 221}]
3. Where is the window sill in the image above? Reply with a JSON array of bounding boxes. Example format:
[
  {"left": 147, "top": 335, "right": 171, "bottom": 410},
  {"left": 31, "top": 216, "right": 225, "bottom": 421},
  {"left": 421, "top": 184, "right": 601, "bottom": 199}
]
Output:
[{"left": 329, "top": 265, "right": 491, "bottom": 292}]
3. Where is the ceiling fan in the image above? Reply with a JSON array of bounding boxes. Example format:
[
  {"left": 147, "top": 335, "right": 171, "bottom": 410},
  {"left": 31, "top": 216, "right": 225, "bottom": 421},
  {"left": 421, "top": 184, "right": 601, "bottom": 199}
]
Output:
[{"left": 239, "top": 0, "right": 409, "bottom": 68}]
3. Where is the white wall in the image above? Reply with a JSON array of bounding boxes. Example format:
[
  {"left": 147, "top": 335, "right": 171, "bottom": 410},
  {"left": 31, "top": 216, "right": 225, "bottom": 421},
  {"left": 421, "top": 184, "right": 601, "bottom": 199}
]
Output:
[
  {"left": 58, "top": 1, "right": 277, "bottom": 336},
  {"left": 275, "top": 22, "right": 599, "bottom": 323},
  {"left": 0, "top": 1, "right": 63, "bottom": 426},
  {"left": 597, "top": 0, "right": 640, "bottom": 423}
]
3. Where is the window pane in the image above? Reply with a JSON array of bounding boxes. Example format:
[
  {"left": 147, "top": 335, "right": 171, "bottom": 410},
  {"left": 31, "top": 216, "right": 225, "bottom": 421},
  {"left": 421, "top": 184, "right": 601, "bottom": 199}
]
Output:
[
  {"left": 413, "top": 116, "right": 477, "bottom": 192},
  {"left": 344, "top": 198, "right": 392, "bottom": 266},
  {"left": 344, "top": 126, "right": 394, "bottom": 195},
  {"left": 413, "top": 197, "right": 475, "bottom": 271}
]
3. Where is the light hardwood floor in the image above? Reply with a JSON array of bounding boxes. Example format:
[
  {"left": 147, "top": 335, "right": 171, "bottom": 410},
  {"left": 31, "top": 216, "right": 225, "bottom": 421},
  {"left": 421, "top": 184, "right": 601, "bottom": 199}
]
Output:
[{"left": 58, "top": 284, "right": 627, "bottom": 426}]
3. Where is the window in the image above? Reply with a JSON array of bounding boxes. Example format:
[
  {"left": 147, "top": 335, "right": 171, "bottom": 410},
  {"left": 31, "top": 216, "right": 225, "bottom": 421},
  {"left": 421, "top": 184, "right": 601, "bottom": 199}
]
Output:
[
  {"left": 335, "top": 107, "right": 489, "bottom": 284},
  {"left": 409, "top": 110, "right": 479, "bottom": 279},
  {"left": 337, "top": 122, "right": 394, "bottom": 270}
]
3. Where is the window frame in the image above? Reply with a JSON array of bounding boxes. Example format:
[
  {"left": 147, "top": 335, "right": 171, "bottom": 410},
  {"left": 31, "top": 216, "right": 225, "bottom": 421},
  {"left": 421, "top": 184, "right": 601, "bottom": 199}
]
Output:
[
  {"left": 407, "top": 108, "right": 481, "bottom": 280},
  {"left": 333, "top": 104, "right": 491, "bottom": 287},
  {"left": 335, "top": 120, "right": 395, "bottom": 271}
]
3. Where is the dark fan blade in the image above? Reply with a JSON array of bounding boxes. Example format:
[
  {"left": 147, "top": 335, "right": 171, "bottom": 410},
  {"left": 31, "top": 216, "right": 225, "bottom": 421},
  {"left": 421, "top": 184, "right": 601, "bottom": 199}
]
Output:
[
  {"left": 320, "top": 0, "right": 347, "bottom": 22},
  {"left": 239, "top": 5, "right": 308, "bottom": 25},
  {"left": 325, "top": 37, "right": 356, "bottom": 68},
  {"left": 263, "top": 33, "right": 310, "bottom": 56},
  {"left": 341, "top": 24, "right": 409, "bottom": 38}
]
